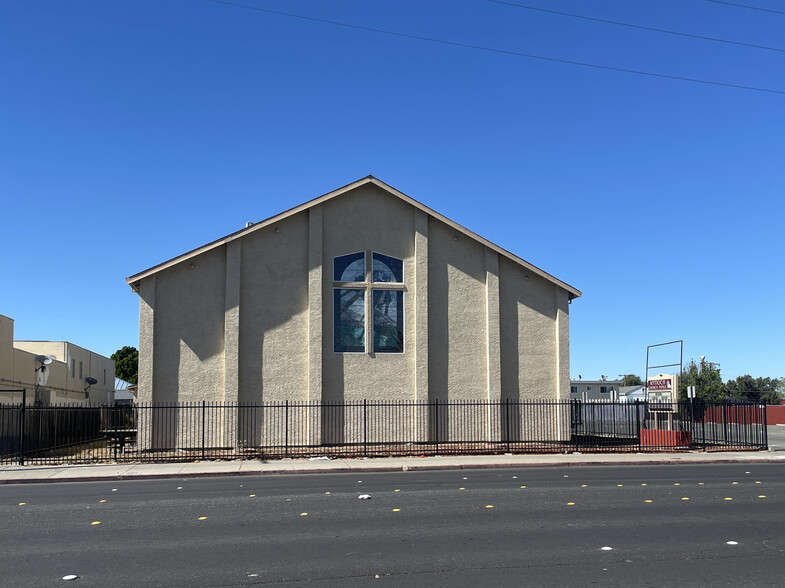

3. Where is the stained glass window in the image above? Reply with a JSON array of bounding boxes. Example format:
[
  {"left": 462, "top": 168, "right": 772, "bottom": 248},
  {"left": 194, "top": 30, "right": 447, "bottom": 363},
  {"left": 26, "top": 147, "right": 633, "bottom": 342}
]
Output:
[
  {"left": 334, "top": 252, "right": 365, "bottom": 282},
  {"left": 373, "top": 290, "right": 403, "bottom": 353},
  {"left": 372, "top": 253, "right": 403, "bottom": 283},
  {"left": 334, "top": 289, "right": 365, "bottom": 352},
  {"left": 333, "top": 251, "right": 404, "bottom": 354}
]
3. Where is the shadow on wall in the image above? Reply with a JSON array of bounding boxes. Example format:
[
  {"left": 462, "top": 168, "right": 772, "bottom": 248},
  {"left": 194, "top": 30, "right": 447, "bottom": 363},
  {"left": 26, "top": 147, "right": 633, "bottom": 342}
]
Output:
[
  {"left": 500, "top": 255, "right": 560, "bottom": 405},
  {"left": 238, "top": 214, "right": 310, "bottom": 405}
]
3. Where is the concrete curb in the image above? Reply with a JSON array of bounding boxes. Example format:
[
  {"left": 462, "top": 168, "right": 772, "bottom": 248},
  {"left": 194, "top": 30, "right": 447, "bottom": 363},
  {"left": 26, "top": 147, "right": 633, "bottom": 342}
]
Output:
[{"left": 1, "top": 454, "right": 783, "bottom": 484}]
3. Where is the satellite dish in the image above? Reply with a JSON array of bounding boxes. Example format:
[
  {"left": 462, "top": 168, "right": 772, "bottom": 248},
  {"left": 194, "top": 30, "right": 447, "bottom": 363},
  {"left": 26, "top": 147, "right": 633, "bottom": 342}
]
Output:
[
  {"left": 36, "top": 355, "right": 53, "bottom": 365},
  {"left": 85, "top": 377, "right": 98, "bottom": 386}
]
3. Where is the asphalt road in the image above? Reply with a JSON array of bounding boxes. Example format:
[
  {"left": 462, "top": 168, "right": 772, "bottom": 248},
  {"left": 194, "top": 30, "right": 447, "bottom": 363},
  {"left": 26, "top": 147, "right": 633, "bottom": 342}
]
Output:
[{"left": 2, "top": 464, "right": 784, "bottom": 587}]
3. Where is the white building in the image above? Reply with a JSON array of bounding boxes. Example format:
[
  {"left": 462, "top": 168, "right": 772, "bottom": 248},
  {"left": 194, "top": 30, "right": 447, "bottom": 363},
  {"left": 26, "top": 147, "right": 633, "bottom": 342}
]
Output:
[
  {"left": 0, "top": 315, "right": 114, "bottom": 405},
  {"left": 569, "top": 378, "right": 623, "bottom": 401}
]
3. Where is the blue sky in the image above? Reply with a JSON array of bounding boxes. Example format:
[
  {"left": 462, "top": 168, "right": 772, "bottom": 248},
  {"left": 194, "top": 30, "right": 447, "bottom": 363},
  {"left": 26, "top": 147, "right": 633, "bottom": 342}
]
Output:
[{"left": 2, "top": 0, "right": 783, "bottom": 382}]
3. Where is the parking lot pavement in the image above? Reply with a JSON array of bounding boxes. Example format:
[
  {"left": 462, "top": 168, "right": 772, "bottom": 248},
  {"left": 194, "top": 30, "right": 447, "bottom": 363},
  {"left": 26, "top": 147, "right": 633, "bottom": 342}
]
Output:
[{"left": 766, "top": 424, "right": 785, "bottom": 451}]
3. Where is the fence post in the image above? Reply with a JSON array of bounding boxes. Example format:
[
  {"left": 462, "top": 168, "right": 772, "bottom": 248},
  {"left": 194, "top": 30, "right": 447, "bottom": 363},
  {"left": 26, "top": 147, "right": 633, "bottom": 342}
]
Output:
[
  {"left": 201, "top": 401, "right": 206, "bottom": 460},
  {"left": 505, "top": 398, "right": 510, "bottom": 452},
  {"left": 285, "top": 400, "right": 289, "bottom": 457},
  {"left": 702, "top": 400, "right": 707, "bottom": 452},
  {"left": 635, "top": 400, "right": 641, "bottom": 452},
  {"left": 113, "top": 404, "right": 119, "bottom": 462},
  {"left": 434, "top": 399, "right": 439, "bottom": 456},
  {"left": 363, "top": 399, "right": 368, "bottom": 457},
  {"left": 572, "top": 400, "right": 579, "bottom": 452},
  {"left": 762, "top": 404, "right": 768, "bottom": 450},
  {"left": 18, "top": 389, "right": 26, "bottom": 466}
]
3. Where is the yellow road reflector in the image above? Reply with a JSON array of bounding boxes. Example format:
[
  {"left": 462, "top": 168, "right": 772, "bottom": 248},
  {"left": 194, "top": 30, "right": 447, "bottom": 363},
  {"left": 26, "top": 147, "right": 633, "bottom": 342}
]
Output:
[
  {"left": 520, "top": 486, "right": 527, "bottom": 489},
  {"left": 758, "top": 495, "right": 767, "bottom": 498},
  {"left": 581, "top": 484, "right": 588, "bottom": 488},
  {"left": 644, "top": 500, "right": 653, "bottom": 503},
  {"left": 732, "top": 482, "right": 738, "bottom": 485},
  {"left": 394, "top": 489, "right": 400, "bottom": 492},
  {"left": 459, "top": 487, "right": 465, "bottom": 490},
  {"left": 617, "top": 484, "right": 623, "bottom": 487},
  {"left": 18, "top": 502, "right": 25, "bottom": 506},
  {"left": 249, "top": 494, "right": 256, "bottom": 497},
  {"left": 91, "top": 521, "right": 101, "bottom": 525},
  {"left": 681, "top": 497, "right": 690, "bottom": 501},
  {"left": 724, "top": 498, "right": 733, "bottom": 501},
  {"left": 198, "top": 517, "right": 208, "bottom": 520},
  {"left": 392, "top": 508, "right": 401, "bottom": 512},
  {"left": 674, "top": 483, "right": 680, "bottom": 486},
  {"left": 698, "top": 482, "right": 704, "bottom": 485},
  {"left": 485, "top": 505, "right": 494, "bottom": 509},
  {"left": 99, "top": 500, "right": 107, "bottom": 503},
  {"left": 641, "top": 483, "right": 647, "bottom": 487},
  {"left": 567, "top": 502, "right": 575, "bottom": 506}
]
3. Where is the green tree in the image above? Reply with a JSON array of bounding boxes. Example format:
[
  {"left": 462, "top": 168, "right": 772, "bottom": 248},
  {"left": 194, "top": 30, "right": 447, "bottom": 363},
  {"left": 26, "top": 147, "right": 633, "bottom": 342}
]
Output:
[
  {"left": 679, "top": 359, "right": 726, "bottom": 401},
  {"left": 726, "top": 375, "right": 782, "bottom": 404},
  {"left": 621, "top": 374, "right": 643, "bottom": 386},
  {"left": 774, "top": 379, "right": 785, "bottom": 405},
  {"left": 111, "top": 346, "right": 138, "bottom": 385}
]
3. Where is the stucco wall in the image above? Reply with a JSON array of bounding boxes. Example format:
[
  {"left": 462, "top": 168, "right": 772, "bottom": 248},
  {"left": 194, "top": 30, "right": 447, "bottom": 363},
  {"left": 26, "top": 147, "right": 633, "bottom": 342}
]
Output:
[
  {"left": 427, "top": 216, "right": 489, "bottom": 400},
  {"left": 321, "top": 185, "right": 416, "bottom": 403},
  {"left": 152, "top": 246, "right": 227, "bottom": 403},
  {"left": 238, "top": 212, "right": 310, "bottom": 403},
  {"left": 13, "top": 341, "right": 66, "bottom": 361},
  {"left": 499, "top": 256, "right": 558, "bottom": 400},
  {"left": 0, "top": 316, "right": 13, "bottom": 389},
  {"left": 498, "top": 257, "right": 571, "bottom": 440}
]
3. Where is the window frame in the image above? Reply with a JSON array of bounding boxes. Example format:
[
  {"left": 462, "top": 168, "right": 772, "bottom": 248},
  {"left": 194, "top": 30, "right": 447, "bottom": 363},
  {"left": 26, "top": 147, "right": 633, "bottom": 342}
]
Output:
[{"left": 332, "top": 250, "right": 406, "bottom": 355}]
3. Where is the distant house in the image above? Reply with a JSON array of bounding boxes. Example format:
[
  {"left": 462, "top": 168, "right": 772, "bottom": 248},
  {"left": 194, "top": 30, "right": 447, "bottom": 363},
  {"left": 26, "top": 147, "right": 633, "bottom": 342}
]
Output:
[
  {"left": 113, "top": 378, "right": 136, "bottom": 405},
  {"left": 619, "top": 386, "right": 646, "bottom": 402},
  {"left": 0, "top": 314, "right": 114, "bottom": 405},
  {"left": 569, "top": 378, "right": 623, "bottom": 402}
]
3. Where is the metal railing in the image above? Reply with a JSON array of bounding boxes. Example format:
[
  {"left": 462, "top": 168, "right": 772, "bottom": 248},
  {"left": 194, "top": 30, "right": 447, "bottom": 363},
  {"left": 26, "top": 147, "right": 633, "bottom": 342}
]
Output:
[{"left": 0, "top": 397, "right": 768, "bottom": 465}]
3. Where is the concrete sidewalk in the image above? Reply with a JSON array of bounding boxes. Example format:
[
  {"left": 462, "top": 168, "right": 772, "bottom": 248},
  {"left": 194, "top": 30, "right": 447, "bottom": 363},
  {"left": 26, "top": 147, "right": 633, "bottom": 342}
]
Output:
[{"left": 2, "top": 450, "right": 784, "bottom": 484}]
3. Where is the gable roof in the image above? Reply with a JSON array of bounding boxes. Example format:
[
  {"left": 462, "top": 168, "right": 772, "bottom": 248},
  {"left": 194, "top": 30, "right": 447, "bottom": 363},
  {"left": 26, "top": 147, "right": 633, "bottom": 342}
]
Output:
[{"left": 126, "top": 176, "right": 581, "bottom": 299}]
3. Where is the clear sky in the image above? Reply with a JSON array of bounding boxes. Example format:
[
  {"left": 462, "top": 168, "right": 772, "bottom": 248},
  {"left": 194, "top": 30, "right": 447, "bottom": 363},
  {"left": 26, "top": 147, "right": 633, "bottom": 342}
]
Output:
[{"left": 2, "top": 0, "right": 783, "bottom": 382}]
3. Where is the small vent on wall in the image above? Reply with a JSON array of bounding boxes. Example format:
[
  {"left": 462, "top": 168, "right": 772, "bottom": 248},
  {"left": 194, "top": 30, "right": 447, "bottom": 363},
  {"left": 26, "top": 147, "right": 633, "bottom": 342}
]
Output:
[{"left": 246, "top": 222, "right": 254, "bottom": 228}]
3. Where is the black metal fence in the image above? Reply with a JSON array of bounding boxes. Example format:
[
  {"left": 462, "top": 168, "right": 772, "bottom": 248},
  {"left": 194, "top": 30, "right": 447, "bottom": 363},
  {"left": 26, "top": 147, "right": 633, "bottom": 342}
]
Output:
[{"left": 0, "top": 398, "right": 768, "bottom": 465}]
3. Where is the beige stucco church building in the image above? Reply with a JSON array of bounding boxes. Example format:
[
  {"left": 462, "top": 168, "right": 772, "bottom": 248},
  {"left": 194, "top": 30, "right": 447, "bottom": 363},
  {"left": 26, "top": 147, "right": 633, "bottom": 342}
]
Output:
[{"left": 127, "top": 177, "right": 580, "bottom": 413}]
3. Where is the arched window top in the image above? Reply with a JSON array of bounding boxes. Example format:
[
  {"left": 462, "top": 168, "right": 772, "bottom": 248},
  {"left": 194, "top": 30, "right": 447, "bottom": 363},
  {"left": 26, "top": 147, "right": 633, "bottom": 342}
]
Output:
[
  {"left": 334, "top": 252, "right": 365, "bottom": 282},
  {"left": 372, "top": 252, "right": 403, "bottom": 283},
  {"left": 333, "top": 251, "right": 404, "bottom": 283}
]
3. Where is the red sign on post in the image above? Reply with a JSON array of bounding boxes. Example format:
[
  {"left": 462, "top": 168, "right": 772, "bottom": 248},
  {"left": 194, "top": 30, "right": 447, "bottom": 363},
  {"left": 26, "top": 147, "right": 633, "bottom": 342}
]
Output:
[{"left": 647, "top": 374, "right": 678, "bottom": 411}]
